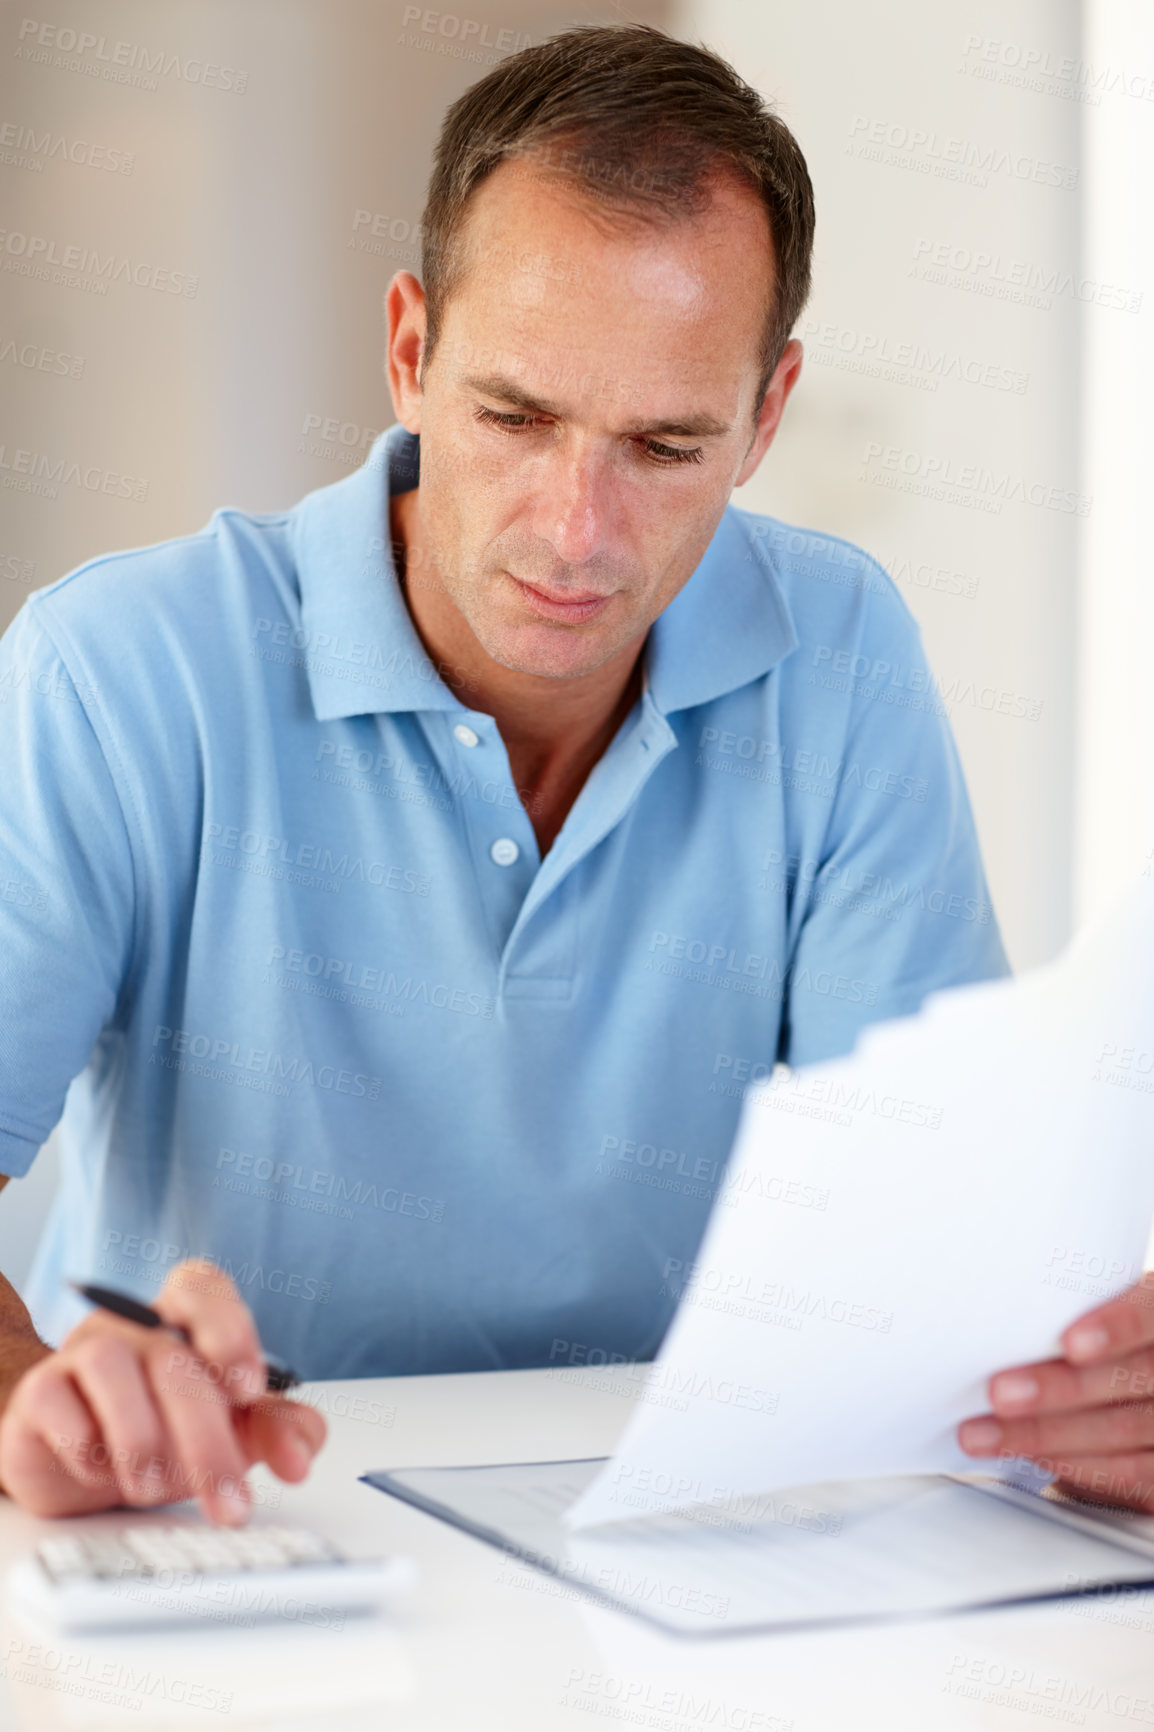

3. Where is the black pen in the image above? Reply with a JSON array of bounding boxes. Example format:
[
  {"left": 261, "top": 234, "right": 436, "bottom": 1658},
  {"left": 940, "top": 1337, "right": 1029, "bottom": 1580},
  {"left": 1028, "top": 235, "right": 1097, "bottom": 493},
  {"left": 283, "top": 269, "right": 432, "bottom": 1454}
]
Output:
[{"left": 69, "top": 1281, "right": 300, "bottom": 1392}]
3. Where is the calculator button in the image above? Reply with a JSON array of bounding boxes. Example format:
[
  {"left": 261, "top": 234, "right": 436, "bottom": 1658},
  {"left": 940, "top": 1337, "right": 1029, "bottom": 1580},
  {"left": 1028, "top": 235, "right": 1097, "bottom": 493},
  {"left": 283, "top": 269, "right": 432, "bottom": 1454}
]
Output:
[
  {"left": 36, "top": 1538, "right": 88, "bottom": 1579},
  {"left": 82, "top": 1538, "right": 135, "bottom": 1578},
  {"left": 179, "top": 1538, "right": 242, "bottom": 1571},
  {"left": 225, "top": 1535, "right": 293, "bottom": 1569},
  {"left": 276, "top": 1531, "right": 341, "bottom": 1563}
]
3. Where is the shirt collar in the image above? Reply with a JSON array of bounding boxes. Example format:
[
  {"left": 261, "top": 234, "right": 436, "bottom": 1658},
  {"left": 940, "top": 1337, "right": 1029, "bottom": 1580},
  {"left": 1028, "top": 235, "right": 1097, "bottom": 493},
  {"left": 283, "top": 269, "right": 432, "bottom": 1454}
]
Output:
[
  {"left": 292, "top": 423, "right": 456, "bottom": 721},
  {"left": 644, "top": 497, "right": 799, "bottom": 715},
  {"left": 291, "top": 421, "right": 798, "bottom": 723}
]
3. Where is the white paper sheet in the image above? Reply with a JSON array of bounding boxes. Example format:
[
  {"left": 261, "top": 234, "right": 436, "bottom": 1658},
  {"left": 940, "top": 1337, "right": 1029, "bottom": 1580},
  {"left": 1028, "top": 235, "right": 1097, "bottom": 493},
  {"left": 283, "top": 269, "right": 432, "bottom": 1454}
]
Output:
[{"left": 567, "top": 868, "right": 1154, "bottom": 1529}]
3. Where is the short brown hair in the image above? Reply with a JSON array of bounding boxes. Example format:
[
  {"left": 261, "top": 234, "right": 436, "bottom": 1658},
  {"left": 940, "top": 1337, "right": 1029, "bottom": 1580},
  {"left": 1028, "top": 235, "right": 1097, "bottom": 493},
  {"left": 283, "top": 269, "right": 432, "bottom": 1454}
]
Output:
[{"left": 419, "top": 22, "right": 815, "bottom": 412}]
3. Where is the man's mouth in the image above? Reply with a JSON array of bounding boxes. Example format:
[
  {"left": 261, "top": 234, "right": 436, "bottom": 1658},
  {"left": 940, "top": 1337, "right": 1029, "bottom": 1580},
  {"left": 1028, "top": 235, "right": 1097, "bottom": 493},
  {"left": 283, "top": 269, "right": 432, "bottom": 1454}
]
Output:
[{"left": 511, "top": 576, "right": 612, "bottom": 625}]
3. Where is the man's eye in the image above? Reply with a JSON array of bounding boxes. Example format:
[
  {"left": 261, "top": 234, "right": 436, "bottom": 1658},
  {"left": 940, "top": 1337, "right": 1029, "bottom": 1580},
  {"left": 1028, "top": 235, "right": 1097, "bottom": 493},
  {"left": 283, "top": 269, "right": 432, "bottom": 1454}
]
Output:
[
  {"left": 642, "top": 440, "right": 704, "bottom": 466},
  {"left": 473, "top": 406, "right": 704, "bottom": 467},
  {"left": 474, "top": 407, "right": 536, "bottom": 432}
]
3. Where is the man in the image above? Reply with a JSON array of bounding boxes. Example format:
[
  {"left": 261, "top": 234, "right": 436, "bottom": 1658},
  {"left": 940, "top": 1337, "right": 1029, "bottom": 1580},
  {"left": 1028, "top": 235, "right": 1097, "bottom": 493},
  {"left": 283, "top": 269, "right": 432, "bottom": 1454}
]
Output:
[{"left": 0, "top": 23, "right": 1148, "bottom": 1527}]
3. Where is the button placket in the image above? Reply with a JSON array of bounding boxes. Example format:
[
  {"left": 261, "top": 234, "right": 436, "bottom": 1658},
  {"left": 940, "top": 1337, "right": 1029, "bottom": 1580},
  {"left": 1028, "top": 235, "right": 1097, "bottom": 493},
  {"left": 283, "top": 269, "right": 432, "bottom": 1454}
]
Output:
[
  {"left": 431, "top": 709, "right": 538, "bottom": 954},
  {"left": 502, "top": 695, "right": 677, "bottom": 949}
]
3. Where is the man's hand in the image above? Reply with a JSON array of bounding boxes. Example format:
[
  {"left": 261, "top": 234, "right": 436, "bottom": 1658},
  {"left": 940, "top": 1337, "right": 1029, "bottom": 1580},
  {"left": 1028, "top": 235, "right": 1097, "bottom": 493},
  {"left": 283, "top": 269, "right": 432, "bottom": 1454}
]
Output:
[
  {"left": 959, "top": 1273, "right": 1154, "bottom": 1510},
  {"left": 0, "top": 1258, "right": 325, "bottom": 1523}
]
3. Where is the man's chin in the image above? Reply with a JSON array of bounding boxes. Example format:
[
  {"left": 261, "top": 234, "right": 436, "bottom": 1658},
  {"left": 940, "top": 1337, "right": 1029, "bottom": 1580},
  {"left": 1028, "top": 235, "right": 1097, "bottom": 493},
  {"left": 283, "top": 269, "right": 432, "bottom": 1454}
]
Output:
[{"left": 479, "top": 623, "right": 625, "bottom": 682}]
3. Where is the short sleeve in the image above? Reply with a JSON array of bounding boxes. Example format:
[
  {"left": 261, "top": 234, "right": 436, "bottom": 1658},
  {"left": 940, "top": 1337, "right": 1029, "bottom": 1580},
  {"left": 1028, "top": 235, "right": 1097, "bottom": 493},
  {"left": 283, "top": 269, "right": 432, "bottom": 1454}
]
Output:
[
  {"left": 0, "top": 601, "right": 136, "bottom": 1173},
  {"left": 779, "top": 597, "right": 1011, "bottom": 1067}
]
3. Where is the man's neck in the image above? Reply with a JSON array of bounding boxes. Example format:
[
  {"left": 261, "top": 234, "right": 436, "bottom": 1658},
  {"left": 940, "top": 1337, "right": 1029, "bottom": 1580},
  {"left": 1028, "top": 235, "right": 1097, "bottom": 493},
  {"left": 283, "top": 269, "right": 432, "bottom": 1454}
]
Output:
[{"left": 389, "top": 487, "right": 645, "bottom": 856}]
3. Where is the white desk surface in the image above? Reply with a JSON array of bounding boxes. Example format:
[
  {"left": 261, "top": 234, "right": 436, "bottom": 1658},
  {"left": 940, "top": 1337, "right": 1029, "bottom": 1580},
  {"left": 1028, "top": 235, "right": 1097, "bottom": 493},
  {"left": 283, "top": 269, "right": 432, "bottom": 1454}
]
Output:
[{"left": 0, "top": 1363, "right": 1152, "bottom": 1730}]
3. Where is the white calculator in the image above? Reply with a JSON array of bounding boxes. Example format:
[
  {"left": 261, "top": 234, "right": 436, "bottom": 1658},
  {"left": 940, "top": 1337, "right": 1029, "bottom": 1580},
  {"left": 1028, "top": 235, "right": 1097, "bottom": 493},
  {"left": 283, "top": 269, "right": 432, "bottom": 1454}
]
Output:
[{"left": 11, "top": 1522, "right": 415, "bottom": 1632}]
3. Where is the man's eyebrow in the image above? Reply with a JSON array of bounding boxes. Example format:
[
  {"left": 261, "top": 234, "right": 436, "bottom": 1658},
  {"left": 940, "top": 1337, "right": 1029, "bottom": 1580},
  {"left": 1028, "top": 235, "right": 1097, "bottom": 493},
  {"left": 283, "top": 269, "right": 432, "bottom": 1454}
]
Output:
[{"left": 461, "top": 373, "right": 732, "bottom": 440}]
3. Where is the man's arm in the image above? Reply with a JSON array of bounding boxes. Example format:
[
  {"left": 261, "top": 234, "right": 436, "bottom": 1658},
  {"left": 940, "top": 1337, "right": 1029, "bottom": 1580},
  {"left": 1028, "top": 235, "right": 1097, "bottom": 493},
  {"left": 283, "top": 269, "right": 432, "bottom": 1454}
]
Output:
[
  {"left": 0, "top": 1242, "right": 53, "bottom": 1425},
  {"left": 0, "top": 1180, "right": 52, "bottom": 1434},
  {"left": 0, "top": 602, "right": 326, "bottom": 1519},
  {"left": 776, "top": 574, "right": 1010, "bottom": 1067}
]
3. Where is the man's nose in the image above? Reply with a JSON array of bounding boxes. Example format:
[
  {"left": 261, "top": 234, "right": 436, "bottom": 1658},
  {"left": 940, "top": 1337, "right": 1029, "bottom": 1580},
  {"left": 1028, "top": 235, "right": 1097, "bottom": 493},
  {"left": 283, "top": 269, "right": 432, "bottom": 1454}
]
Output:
[{"left": 536, "top": 443, "right": 611, "bottom": 567}]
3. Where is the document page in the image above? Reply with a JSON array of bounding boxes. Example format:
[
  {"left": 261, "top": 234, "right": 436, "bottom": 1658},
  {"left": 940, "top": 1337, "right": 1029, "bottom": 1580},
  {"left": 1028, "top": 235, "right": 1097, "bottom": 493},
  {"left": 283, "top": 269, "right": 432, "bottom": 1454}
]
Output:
[
  {"left": 363, "top": 1460, "right": 1154, "bottom": 1635},
  {"left": 567, "top": 870, "right": 1154, "bottom": 1529}
]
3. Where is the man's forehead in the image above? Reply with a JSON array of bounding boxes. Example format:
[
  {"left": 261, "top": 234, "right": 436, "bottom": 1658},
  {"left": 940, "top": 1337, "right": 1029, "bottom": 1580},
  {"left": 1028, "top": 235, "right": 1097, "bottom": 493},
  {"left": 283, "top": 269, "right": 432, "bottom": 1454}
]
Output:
[{"left": 457, "top": 153, "right": 773, "bottom": 279}]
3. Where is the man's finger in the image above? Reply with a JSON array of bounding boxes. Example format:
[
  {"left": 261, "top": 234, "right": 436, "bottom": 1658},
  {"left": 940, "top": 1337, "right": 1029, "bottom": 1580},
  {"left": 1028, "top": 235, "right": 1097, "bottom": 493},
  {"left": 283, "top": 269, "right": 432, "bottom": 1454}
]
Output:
[
  {"left": 14, "top": 1366, "right": 107, "bottom": 1496},
  {"left": 236, "top": 1397, "right": 326, "bottom": 1483},
  {"left": 1060, "top": 1272, "right": 1154, "bottom": 1366},
  {"left": 146, "top": 1336, "right": 253, "bottom": 1526},
  {"left": 69, "top": 1334, "right": 173, "bottom": 1507},
  {"left": 153, "top": 1258, "right": 265, "bottom": 1405},
  {"left": 988, "top": 1346, "right": 1154, "bottom": 1419},
  {"left": 961, "top": 1398, "right": 1154, "bottom": 1463}
]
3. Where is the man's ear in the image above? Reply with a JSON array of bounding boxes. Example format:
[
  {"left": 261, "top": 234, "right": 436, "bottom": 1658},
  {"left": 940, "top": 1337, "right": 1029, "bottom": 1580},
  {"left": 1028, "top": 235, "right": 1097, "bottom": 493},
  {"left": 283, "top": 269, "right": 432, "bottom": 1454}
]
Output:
[
  {"left": 734, "top": 338, "right": 804, "bottom": 487},
  {"left": 385, "top": 272, "right": 427, "bottom": 433}
]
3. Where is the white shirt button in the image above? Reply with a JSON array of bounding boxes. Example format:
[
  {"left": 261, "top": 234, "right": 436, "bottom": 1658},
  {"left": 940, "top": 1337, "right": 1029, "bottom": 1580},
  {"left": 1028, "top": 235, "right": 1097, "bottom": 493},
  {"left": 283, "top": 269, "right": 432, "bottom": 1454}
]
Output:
[
  {"left": 490, "top": 838, "right": 520, "bottom": 867},
  {"left": 453, "top": 723, "right": 479, "bottom": 748}
]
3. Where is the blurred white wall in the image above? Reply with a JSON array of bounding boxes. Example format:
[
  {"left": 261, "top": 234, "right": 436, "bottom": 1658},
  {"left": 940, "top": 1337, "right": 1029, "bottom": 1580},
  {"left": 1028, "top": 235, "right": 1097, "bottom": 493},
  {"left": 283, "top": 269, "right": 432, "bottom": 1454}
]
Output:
[{"left": 1074, "top": 0, "right": 1154, "bottom": 928}]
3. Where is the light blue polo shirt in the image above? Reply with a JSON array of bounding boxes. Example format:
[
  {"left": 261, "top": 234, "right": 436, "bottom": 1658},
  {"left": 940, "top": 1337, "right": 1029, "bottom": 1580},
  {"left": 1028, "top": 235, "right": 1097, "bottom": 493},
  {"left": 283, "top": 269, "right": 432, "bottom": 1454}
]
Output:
[{"left": 0, "top": 423, "right": 1009, "bottom": 1377}]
